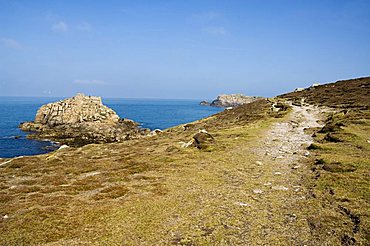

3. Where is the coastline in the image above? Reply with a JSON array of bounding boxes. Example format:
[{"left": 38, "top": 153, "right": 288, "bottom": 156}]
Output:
[
  {"left": 0, "top": 98, "right": 222, "bottom": 158},
  {"left": 1, "top": 77, "right": 369, "bottom": 244}
]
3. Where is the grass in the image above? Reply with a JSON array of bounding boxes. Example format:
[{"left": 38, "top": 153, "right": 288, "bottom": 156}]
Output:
[
  {"left": 1, "top": 99, "right": 298, "bottom": 245},
  {"left": 303, "top": 109, "right": 370, "bottom": 245},
  {"left": 1, "top": 76, "right": 369, "bottom": 245}
]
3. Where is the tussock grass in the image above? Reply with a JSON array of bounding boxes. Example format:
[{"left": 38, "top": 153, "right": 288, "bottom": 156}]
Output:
[
  {"left": 304, "top": 109, "right": 370, "bottom": 245},
  {"left": 1, "top": 100, "right": 292, "bottom": 245}
]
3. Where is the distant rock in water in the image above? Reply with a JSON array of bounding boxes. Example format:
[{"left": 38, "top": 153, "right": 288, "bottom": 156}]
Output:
[
  {"left": 199, "top": 100, "right": 210, "bottom": 106},
  {"left": 19, "top": 93, "right": 149, "bottom": 146},
  {"left": 201, "top": 94, "right": 263, "bottom": 107}
]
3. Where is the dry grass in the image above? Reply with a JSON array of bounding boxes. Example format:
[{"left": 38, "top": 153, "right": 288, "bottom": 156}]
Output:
[
  {"left": 302, "top": 109, "right": 370, "bottom": 245},
  {"left": 280, "top": 76, "right": 370, "bottom": 109},
  {"left": 1, "top": 77, "right": 369, "bottom": 245},
  {"left": 1, "top": 99, "right": 295, "bottom": 245}
]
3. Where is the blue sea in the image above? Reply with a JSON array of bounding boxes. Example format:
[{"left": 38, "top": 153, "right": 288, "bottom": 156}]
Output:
[{"left": 0, "top": 97, "right": 222, "bottom": 158}]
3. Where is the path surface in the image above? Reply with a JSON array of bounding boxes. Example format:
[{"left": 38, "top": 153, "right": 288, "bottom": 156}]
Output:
[{"left": 244, "top": 104, "right": 325, "bottom": 245}]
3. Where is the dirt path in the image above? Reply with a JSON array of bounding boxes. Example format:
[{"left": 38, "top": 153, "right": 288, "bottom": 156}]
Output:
[{"left": 244, "top": 104, "right": 325, "bottom": 245}]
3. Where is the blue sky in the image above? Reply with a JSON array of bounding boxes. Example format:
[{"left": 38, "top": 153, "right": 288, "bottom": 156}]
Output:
[{"left": 0, "top": 0, "right": 369, "bottom": 99}]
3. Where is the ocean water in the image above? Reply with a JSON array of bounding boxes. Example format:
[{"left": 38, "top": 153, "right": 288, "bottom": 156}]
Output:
[{"left": 0, "top": 97, "right": 222, "bottom": 158}]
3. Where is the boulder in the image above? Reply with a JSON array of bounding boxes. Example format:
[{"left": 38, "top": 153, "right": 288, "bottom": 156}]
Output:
[
  {"left": 310, "top": 83, "right": 321, "bottom": 88},
  {"left": 148, "top": 129, "right": 163, "bottom": 136},
  {"left": 192, "top": 130, "right": 215, "bottom": 150},
  {"left": 19, "top": 93, "right": 148, "bottom": 146}
]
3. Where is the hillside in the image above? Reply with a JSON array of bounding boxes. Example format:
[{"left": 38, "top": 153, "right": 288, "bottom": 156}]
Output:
[
  {"left": 280, "top": 76, "right": 370, "bottom": 108},
  {"left": 0, "top": 77, "right": 369, "bottom": 245}
]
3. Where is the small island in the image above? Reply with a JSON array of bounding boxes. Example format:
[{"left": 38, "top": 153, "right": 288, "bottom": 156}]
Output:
[
  {"left": 19, "top": 93, "right": 149, "bottom": 146},
  {"left": 200, "top": 94, "right": 263, "bottom": 107}
]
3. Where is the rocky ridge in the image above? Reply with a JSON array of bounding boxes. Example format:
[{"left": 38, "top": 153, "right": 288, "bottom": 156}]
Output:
[
  {"left": 19, "top": 93, "right": 149, "bottom": 146},
  {"left": 201, "top": 94, "right": 263, "bottom": 107}
]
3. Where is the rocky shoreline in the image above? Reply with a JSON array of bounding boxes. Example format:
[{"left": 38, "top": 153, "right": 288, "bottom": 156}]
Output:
[
  {"left": 200, "top": 94, "right": 263, "bottom": 107},
  {"left": 19, "top": 93, "right": 149, "bottom": 147}
]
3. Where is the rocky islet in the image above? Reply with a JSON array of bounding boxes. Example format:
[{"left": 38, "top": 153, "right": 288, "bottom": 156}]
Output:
[
  {"left": 201, "top": 94, "right": 263, "bottom": 107},
  {"left": 19, "top": 93, "right": 149, "bottom": 146}
]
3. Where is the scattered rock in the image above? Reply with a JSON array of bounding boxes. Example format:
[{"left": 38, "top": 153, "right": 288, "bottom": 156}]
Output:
[
  {"left": 58, "top": 145, "right": 69, "bottom": 150},
  {"left": 310, "top": 83, "right": 321, "bottom": 88},
  {"left": 237, "top": 202, "right": 249, "bottom": 207},
  {"left": 256, "top": 161, "right": 263, "bottom": 166},
  {"left": 81, "top": 171, "right": 101, "bottom": 178},
  {"left": 192, "top": 130, "right": 215, "bottom": 150},
  {"left": 272, "top": 186, "right": 289, "bottom": 191},
  {"left": 148, "top": 129, "right": 163, "bottom": 136},
  {"left": 274, "top": 172, "right": 282, "bottom": 175},
  {"left": 253, "top": 189, "right": 264, "bottom": 194},
  {"left": 3, "top": 215, "right": 9, "bottom": 219},
  {"left": 271, "top": 102, "right": 290, "bottom": 112},
  {"left": 285, "top": 213, "right": 297, "bottom": 222},
  {"left": 180, "top": 140, "right": 194, "bottom": 148},
  {"left": 294, "top": 88, "right": 305, "bottom": 92}
]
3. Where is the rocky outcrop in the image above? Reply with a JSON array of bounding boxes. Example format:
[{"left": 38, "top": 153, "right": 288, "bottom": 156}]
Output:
[
  {"left": 33, "top": 93, "right": 119, "bottom": 126},
  {"left": 201, "top": 94, "right": 263, "bottom": 108},
  {"left": 19, "top": 93, "right": 149, "bottom": 146},
  {"left": 199, "top": 101, "right": 210, "bottom": 106}
]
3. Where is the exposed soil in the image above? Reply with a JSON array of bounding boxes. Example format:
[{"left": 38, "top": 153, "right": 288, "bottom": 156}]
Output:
[{"left": 242, "top": 104, "right": 327, "bottom": 244}]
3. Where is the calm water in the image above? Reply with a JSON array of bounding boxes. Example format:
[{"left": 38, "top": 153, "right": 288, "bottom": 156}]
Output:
[{"left": 0, "top": 97, "right": 222, "bottom": 158}]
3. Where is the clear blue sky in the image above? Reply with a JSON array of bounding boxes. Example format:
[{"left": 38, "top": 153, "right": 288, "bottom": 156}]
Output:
[{"left": 1, "top": 0, "right": 369, "bottom": 99}]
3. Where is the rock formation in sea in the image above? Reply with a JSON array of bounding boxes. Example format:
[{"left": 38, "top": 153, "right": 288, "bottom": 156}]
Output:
[
  {"left": 19, "top": 93, "right": 149, "bottom": 146},
  {"left": 200, "top": 94, "right": 263, "bottom": 107},
  {"left": 199, "top": 100, "right": 210, "bottom": 106}
]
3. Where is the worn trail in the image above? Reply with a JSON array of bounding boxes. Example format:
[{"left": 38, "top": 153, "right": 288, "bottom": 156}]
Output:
[{"left": 244, "top": 104, "right": 324, "bottom": 244}]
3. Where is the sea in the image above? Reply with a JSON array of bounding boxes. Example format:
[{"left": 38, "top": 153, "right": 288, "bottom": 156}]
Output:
[{"left": 0, "top": 97, "right": 222, "bottom": 158}]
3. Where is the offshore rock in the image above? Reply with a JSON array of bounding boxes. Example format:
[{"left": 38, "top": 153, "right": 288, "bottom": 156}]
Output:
[
  {"left": 19, "top": 93, "right": 149, "bottom": 146},
  {"left": 33, "top": 93, "right": 119, "bottom": 126},
  {"left": 199, "top": 100, "right": 210, "bottom": 106},
  {"left": 202, "top": 94, "right": 263, "bottom": 107}
]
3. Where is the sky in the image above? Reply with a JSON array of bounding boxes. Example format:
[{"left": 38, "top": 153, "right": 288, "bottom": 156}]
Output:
[{"left": 0, "top": 0, "right": 369, "bottom": 99}]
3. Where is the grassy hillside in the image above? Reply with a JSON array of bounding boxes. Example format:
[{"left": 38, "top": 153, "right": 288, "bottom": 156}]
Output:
[
  {"left": 281, "top": 77, "right": 370, "bottom": 245},
  {"left": 280, "top": 76, "right": 370, "bottom": 109},
  {"left": 0, "top": 77, "right": 369, "bottom": 245},
  {"left": 1, "top": 99, "right": 292, "bottom": 245}
]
